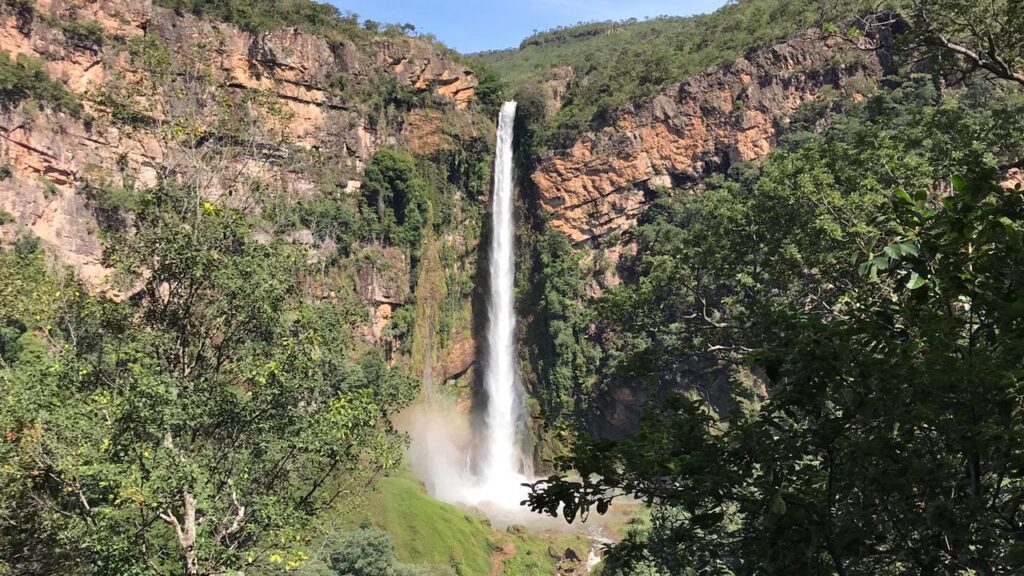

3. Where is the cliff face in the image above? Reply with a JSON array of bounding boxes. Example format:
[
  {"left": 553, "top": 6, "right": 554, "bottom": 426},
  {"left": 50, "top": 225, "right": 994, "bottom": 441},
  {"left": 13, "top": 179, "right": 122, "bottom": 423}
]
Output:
[
  {"left": 0, "top": 0, "right": 485, "bottom": 388},
  {"left": 0, "top": 0, "right": 477, "bottom": 288},
  {"left": 531, "top": 31, "right": 888, "bottom": 243}
]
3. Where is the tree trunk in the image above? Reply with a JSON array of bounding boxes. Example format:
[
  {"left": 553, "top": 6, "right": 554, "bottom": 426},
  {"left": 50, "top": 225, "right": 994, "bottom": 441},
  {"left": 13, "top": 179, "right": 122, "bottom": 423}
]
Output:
[
  {"left": 181, "top": 492, "right": 198, "bottom": 576},
  {"left": 161, "top": 491, "right": 199, "bottom": 576}
]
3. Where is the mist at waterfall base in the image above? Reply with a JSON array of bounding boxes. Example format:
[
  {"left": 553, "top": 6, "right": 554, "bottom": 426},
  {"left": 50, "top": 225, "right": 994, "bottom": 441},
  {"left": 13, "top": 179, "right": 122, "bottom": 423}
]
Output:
[{"left": 403, "top": 102, "right": 534, "bottom": 524}]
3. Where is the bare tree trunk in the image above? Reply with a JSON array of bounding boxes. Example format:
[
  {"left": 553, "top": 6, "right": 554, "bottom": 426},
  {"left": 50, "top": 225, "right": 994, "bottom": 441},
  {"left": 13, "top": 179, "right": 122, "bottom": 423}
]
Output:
[
  {"left": 160, "top": 492, "right": 199, "bottom": 576},
  {"left": 181, "top": 492, "right": 198, "bottom": 576}
]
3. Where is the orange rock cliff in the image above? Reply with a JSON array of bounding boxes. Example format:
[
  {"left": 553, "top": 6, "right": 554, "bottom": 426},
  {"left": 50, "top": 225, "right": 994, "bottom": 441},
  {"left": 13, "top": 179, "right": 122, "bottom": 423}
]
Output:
[
  {"left": 0, "top": 0, "right": 477, "bottom": 288},
  {"left": 531, "top": 30, "right": 889, "bottom": 244}
]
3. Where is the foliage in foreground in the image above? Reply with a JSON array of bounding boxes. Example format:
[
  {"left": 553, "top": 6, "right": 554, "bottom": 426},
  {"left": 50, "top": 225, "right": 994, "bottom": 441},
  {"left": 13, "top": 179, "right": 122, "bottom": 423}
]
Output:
[
  {"left": 527, "top": 79, "right": 1024, "bottom": 574},
  {"left": 0, "top": 183, "right": 419, "bottom": 575}
]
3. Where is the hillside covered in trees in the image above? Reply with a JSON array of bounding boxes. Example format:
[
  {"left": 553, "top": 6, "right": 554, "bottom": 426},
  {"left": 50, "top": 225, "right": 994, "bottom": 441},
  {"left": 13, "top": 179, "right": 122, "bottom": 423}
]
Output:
[{"left": 2, "top": 0, "right": 1024, "bottom": 575}]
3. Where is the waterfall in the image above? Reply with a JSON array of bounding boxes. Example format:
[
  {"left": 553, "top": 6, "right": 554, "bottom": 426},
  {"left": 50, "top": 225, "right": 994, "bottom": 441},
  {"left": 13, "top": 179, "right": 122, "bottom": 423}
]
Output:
[
  {"left": 477, "top": 101, "right": 525, "bottom": 497},
  {"left": 403, "top": 102, "right": 529, "bottom": 516}
]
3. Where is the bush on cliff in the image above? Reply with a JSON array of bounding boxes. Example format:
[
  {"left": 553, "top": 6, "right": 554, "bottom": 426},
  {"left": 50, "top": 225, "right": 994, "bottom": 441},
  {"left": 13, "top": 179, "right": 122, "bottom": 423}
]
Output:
[{"left": 0, "top": 50, "right": 81, "bottom": 114}]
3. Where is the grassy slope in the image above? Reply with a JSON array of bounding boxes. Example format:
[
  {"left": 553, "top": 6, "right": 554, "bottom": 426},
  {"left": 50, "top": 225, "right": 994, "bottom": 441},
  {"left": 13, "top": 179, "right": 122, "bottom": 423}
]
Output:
[
  {"left": 350, "top": 470, "right": 594, "bottom": 576},
  {"left": 353, "top": 472, "right": 495, "bottom": 575},
  {"left": 502, "top": 527, "right": 589, "bottom": 576}
]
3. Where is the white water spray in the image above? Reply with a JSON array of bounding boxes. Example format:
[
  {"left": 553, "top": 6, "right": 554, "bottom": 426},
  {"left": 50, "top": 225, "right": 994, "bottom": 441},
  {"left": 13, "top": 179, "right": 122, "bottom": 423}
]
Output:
[
  {"left": 475, "top": 101, "right": 528, "bottom": 503},
  {"left": 404, "top": 102, "right": 529, "bottom": 515}
]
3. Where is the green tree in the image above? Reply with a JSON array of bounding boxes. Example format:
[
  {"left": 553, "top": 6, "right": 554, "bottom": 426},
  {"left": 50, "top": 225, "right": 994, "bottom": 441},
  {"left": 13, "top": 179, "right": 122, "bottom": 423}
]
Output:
[
  {"left": 910, "top": 0, "right": 1024, "bottom": 87},
  {"left": 0, "top": 184, "right": 419, "bottom": 575},
  {"left": 362, "top": 148, "right": 430, "bottom": 252},
  {"left": 531, "top": 171, "right": 1024, "bottom": 576},
  {"left": 528, "top": 229, "right": 600, "bottom": 426},
  {"left": 0, "top": 50, "right": 81, "bottom": 114},
  {"left": 527, "top": 82, "right": 1024, "bottom": 575},
  {"left": 327, "top": 528, "right": 399, "bottom": 576}
]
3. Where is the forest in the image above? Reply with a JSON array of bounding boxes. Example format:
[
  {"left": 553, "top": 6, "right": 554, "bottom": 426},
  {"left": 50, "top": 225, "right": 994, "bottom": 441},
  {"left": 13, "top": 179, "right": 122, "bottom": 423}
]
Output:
[{"left": 1, "top": 0, "right": 1024, "bottom": 574}]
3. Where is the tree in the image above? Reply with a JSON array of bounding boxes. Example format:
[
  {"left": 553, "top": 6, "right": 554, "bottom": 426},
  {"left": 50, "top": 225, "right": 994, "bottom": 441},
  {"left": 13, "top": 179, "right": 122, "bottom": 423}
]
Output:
[
  {"left": 526, "top": 84, "right": 1024, "bottom": 574},
  {"left": 0, "top": 183, "right": 419, "bottom": 575},
  {"left": 527, "top": 229, "right": 600, "bottom": 427},
  {"left": 327, "top": 528, "right": 399, "bottom": 576},
  {"left": 530, "top": 170, "right": 1024, "bottom": 576},
  {"left": 362, "top": 148, "right": 430, "bottom": 252},
  {"left": 910, "top": 0, "right": 1024, "bottom": 86}
]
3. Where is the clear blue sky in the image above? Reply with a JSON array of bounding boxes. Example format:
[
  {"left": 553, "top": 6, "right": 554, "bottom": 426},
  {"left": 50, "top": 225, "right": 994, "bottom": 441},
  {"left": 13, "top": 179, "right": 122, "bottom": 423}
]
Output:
[{"left": 330, "top": 0, "right": 730, "bottom": 53}]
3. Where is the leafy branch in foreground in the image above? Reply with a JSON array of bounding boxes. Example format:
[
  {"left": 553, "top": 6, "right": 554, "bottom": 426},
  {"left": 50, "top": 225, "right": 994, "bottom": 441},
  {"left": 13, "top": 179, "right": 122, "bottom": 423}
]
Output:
[
  {"left": 910, "top": 0, "right": 1024, "bottom": 86},
  {"left": 0, "top": 183, "right": 419, "bottom": 575},
  {"left": 528, "top": 172, "right": 1024, "bottom": 575}
]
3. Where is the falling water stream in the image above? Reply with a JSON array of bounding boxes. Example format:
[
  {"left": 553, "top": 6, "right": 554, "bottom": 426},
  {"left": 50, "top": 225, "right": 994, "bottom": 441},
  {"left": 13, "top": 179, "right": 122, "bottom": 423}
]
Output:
[
  {"left": 403, "top": 101, "right": 613, "bottom": 571},
  {"left": 475, "top": 101, "right": 528, "bottom": 502},
  {"left": 405, "top": 102, "right": 530, "bottom": 513}
]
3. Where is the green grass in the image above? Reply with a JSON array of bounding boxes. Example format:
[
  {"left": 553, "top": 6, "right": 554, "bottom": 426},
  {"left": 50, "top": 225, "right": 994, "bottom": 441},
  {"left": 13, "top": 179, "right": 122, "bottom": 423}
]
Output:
[
  {"left": 348, "top": 468, "right": 600, "bottom": 575},
  {"left": 351, "top": 472, "right": 496, "bottom": 575},
  {"left": 502, "top": 526, "right": 590, "bottom": 576}
]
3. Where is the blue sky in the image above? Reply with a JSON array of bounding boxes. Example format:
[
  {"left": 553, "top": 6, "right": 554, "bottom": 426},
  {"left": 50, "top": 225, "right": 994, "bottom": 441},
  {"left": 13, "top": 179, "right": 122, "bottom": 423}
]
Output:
[{"left": 331, "top": 0, "right": 730, "bottom": 53}]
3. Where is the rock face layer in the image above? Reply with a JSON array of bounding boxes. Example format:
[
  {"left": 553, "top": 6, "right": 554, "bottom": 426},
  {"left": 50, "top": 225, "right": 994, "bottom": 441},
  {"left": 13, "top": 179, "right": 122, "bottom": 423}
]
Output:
[
  {"left": 531, "top": 31, "right": 888, "bottom": 243},
  {"left": 0, "top": 0, "right": 478, "bottom": 287}
]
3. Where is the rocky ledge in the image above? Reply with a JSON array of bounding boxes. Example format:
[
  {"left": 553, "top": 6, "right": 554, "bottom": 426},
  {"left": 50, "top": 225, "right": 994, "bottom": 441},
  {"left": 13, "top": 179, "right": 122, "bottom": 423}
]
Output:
[{"left": 0, "top": 0, "right": 478, "bottom": 288}]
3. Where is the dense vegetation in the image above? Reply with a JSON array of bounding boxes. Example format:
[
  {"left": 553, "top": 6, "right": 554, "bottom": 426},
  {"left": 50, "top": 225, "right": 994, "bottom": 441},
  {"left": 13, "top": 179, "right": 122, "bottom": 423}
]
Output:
[
  {"left": 4, "top": 0, "right": 1024, "bottom": 573},
  {"left": 526, "top": 1, "right": 1024, "bottom": 572},
  {"left": 0, "top": 50, "right": 81, "bottom": 114},
  {"left": 0, "top": 181, "right": 421, "bottom": 574},
  {"left": 0, "top": 0, "right": 495, "bottom": 571},
  {"left": 483, "top": 0, "right": 1024, "bottom": 154},
  {"left": 478, "top": 0, "right": 887, "bottom": 152},
  {"left": 156, "top": 0, "right": 369, "bottom": 40}
]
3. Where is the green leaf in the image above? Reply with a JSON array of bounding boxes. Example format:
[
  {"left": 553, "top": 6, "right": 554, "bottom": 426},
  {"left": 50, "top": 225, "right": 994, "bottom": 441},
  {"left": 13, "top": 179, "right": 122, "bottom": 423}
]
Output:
[
  {"left": 893, "top": 189, "right": 913, "bottom": 204},
  {"left": 897, "top": 241, "right": 919, "bottom": 257},
  {"left": 906, "top": 272, "right": 927, "bottom": 290}
]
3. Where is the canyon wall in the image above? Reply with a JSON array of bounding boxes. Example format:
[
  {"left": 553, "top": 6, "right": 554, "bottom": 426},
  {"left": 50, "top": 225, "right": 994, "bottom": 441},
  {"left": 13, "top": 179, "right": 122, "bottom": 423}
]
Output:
[
  {"left": 0, "top": 0, "right": 483, "bottom": 384},
  {"left": 532, "top": 30, "right": 889, "bottom": 244},
  {"left": 520, "top": 27, "right": 895, "bottom": 438}
]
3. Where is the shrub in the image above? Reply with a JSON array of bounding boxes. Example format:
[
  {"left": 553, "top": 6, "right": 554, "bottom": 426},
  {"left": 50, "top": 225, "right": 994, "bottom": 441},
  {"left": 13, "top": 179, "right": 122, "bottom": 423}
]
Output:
[
  {"left": 91, "top": 81, "right": 153, "bottom": 127},
  {"left": 265, "top": 196, "right": 363, "bottom": 256},
  {"left": 1, "top": 0, "right": 33, "bottom": 14},
  {"left": 327, "top": 528, "right": 399, "bottom": 576},
  {"left": 362, "top": 148, "right": 429, "bottom": 252},
  {"left": 0, "top": 51, "right": 81, "bottom": 114},
  {"left": 57, "top": 19, "right": 105, "bottom": 49},
  {"left": 127, "top": 34, "right": 172, "bottom": 76},
  {"left": 12, "top": 234, "right": 40, "bottom": 258},
  {"left": 38, "top": 176, "right": 58, "bottom": 199},
  {"left": 154, "top": 0, "right": 373, "bottom": 44}
]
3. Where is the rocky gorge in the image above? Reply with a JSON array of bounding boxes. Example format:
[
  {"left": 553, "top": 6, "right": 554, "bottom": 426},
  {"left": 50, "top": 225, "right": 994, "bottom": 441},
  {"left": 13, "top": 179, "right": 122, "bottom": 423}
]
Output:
[{"left": 0, "top": 0, "right": 905, "bottom": 437}]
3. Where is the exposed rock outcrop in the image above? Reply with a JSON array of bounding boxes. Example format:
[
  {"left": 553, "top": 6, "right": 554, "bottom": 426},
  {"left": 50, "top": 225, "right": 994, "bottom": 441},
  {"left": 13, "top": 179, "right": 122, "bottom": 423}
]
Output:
[
  {"left": 0, "top": 0, "right": 478, "bottom": 288},
  {"left": 532, "top": 31, "right": 888, "bottom": 243},
  {"left": 356, "top": 247, "right": 411, "bottom": 306}
]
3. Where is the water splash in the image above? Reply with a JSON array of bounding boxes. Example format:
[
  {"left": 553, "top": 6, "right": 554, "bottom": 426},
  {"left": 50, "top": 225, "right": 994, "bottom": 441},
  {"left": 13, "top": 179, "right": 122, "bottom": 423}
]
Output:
[
  {"left": 474, "top": 101, "right": 529, "bottom": 504},
  {"left": 405, "top": 102, "right": 530, "bottom": 517}
]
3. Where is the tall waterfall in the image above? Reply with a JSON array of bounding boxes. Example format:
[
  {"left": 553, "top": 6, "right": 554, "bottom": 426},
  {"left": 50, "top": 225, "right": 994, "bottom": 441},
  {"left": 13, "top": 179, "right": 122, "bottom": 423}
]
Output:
[
  {"left": 403, "top": 102, "right": 529, "bottom": 514},
  {"left": 478, "top": 101, "right": 525, "bottom": 496}
]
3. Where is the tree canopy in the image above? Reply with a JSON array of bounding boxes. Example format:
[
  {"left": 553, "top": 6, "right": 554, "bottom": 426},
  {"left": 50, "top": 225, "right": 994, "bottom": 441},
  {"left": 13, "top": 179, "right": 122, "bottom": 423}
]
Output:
[
  {"left": 0, "top": 183, "right": 419, "bottom": 575},
  {"left": 527, "top": 77, "right": 1024, "bottom": 575}
]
